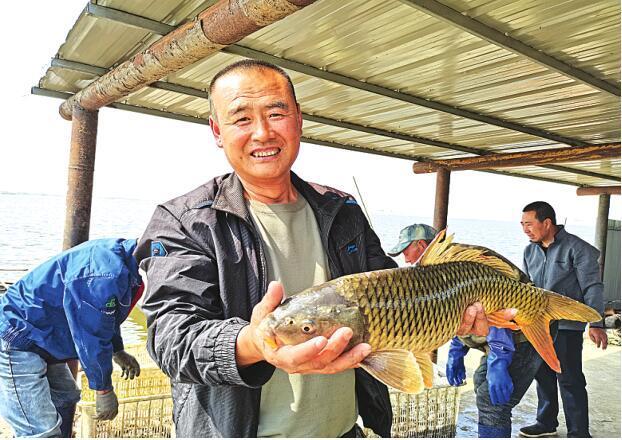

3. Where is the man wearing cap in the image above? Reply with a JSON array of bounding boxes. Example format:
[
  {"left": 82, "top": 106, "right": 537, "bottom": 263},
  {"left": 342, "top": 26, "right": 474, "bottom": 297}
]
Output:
[
  {"left": 389, "top": 223, "right": 535, "bottom": 437},
  {"left": 387, "top": 223, "right": 438, "bottom": 264}
]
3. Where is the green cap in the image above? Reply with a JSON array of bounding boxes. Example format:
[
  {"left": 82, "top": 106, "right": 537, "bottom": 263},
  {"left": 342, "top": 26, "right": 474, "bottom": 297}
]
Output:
[{"left": 388, "top": 223, "right": 438, "bottom": 256}]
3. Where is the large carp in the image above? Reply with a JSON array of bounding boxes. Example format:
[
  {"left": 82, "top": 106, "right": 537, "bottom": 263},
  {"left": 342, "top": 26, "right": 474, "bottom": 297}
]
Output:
[{"left": 259, "top": 230, "right": 601, "bottom": 394}]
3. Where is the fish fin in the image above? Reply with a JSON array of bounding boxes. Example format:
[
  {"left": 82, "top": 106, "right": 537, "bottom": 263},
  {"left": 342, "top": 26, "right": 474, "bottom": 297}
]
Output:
[
  {"left": 515, "top": 316, "right": 560, "bottom": 373},
  {"left": 414, "top": 353, "right": 434, "bottom": 388},
  {"left": 516, "top": 290, "right": 601, "bottom": 373},
  {"left": 486, "top": 311, "right": 521, "bottom": 330},
  {"left": 360, "top": 349, "right": 424, "bottom": 394},
  {"left": 417, "top": 229, "right": 520, "bottom": 280},
  {"left": 543, "top": 290, "right": 602, "bottom": 323}
]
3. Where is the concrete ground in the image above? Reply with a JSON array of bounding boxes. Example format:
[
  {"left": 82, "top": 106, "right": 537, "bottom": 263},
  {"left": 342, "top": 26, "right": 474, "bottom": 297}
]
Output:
[
  {"left": 445, "top": 332, "right": 621, "bottom": 438},
  {"left": 1, "top": 334, "right": 619, "bottom": 438}
]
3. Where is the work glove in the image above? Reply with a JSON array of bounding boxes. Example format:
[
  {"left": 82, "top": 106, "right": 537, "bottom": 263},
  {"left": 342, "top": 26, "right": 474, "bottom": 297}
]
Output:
[
  {"left": 95, "top": 389, "right": 119, "bottom": 420},
  {"left": 446, "top": 337, "right": 469, "bottom": 386},
  {"left": 113, "top": 350, "right": 141, "bottom": 379},
  {"left": 486, "top": 327, "right": 514, "bottom": 405}
]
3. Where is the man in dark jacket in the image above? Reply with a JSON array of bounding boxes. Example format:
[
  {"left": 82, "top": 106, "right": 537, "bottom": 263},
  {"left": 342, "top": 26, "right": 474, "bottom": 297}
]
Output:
[
  {"left": 135, "top": 60, "right": 499, "bottom": 437},
  {"left": 519, "top": 201, "right": 606, "bottom": 438}
]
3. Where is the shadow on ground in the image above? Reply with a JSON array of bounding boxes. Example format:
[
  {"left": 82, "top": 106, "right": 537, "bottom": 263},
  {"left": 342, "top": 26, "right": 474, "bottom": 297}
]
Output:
[{"left": 452, "top": 338, "right": 621, "bottom": 438}]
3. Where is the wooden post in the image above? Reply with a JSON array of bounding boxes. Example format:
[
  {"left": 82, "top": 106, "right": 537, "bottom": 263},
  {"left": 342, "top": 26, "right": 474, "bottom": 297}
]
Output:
[
  {"left": 63, "top": 105, "right": 98, "bottom": 250},
  {"left": 431, "top": 168, "right": 450, "bottom": 363},
  {"left": 594, "top": 194, "right": 610, "bottom": 276},
  {"left": 433, "top": 168, "right": 451, "bottom": 231}
]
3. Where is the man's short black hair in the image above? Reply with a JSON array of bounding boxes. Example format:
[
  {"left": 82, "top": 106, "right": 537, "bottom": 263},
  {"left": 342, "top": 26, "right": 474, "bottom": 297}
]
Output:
[
  {"left": 208, "top": 60, "right": 297, "bottom": 119},
  {"left": 523, "top": 201, "right": 557, "bottom": 224}
]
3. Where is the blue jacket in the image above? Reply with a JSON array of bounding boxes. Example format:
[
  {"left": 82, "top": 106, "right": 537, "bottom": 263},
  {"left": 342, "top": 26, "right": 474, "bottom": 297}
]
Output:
[
  {"left": 0, "top": 238, "right": 141, "bottom": 390},
  {"left": 523, "top": 226, "right": 604, "bottom": 331}
]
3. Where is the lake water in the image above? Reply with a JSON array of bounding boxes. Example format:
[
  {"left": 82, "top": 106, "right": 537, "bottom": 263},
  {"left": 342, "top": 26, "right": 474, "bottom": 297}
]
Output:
[{"left": 0, "top": 192, "right": 597, "bottom": 345}]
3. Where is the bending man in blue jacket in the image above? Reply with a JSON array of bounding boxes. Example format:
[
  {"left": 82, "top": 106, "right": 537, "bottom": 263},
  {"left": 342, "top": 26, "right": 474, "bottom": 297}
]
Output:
[{"left": 0, "top": 238, "right": 142, "bottom": 437}]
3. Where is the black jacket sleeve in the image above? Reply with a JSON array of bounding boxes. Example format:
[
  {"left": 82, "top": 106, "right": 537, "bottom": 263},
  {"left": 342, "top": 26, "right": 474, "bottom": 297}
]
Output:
[{"left": 136, "top": 205, "right": 267, "bottom": 388}]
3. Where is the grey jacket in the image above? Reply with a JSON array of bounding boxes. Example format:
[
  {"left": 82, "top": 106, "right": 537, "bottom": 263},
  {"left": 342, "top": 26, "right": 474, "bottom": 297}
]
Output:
[
  {"left": 522, "top": 226, "right": 604, "bottom": 331},
  {"left": 135, "top": 172, "right": 395, "bottom": 437}
]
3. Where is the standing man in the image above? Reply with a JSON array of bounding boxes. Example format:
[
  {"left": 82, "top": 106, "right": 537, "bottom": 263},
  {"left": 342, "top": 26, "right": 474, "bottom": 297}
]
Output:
[
  {"left": 519, "top": 201, "right": 607, "bottom": 438},
  {"left": 0, "top": 238, "right": 142, "bottom": 437},
  {"left": 135, "top": 60, "right": 493, "bottom": 437}
]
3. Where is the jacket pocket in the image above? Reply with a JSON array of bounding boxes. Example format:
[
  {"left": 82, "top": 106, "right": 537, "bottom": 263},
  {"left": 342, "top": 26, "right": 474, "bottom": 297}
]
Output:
[{"left": 337, "top": 231, "right": 365, "bottom": 275}]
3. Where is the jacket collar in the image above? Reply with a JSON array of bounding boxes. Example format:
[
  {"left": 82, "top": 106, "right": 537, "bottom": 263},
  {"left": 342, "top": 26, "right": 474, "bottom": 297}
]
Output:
[{"left": 211, "top": 171, "right": 347, "bottom": 228}]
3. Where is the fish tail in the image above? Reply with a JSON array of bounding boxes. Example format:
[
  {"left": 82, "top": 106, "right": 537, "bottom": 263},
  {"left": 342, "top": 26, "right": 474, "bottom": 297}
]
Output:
[{"left": 518, "top": 291, "right": 601, "bottom": 373}]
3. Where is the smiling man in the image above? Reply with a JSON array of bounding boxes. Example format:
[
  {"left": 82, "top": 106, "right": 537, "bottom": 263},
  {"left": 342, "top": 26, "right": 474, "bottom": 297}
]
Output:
[{"left": 135, "top": 60, "right": 501, "bottom": 438}]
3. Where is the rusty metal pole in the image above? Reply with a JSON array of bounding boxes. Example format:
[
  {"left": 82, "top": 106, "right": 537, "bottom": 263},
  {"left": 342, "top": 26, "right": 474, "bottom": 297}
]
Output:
[
  {"left": 433, "top": 168, "right": 451, "bottom": 231},
  {"left": 431, "top": 168, "right": 450, "bottom": 363},
  {"left": 63, "top": 105, "right": 98, "bottom": 250},
  {"left": 594, "top": 193, "right": 611, "bottom": 276}
]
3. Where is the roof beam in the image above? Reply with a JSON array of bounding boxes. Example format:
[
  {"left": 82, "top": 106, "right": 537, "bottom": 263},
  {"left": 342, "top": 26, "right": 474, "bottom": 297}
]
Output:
[
  {"left": 398, "top": 0, "right": 620, "bottom": 97},
  {"left": 33, "top": 86, "right": 587, "bottom": 187},
  {"left": 59, "top": 0, "right": 318, "bottom": 119},
  {"left": 576, "top": 186, "right": 621, "bottom": 196},
  {"left": 412, "top": 144, "right": 621, "bottom": 174},
  {"left": 50, "top": 58, "right": 620, "bottom": 182},
  {"left": 84, "top": 3, "right": 590, "bottom": 148}
]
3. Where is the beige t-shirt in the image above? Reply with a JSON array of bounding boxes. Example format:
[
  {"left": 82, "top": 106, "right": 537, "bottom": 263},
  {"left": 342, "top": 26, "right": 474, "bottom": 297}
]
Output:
[{"left": 248, "top": 194, "right": 357, "bottom": 438}]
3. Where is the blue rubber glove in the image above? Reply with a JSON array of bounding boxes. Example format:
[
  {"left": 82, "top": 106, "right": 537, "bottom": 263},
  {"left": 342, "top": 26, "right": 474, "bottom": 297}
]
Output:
[
  {"left": 446, "top": 337, "right": 469, "bottom": 386},
  {"left": 486, "top": 327, "right": 515, "bottom": 405}
]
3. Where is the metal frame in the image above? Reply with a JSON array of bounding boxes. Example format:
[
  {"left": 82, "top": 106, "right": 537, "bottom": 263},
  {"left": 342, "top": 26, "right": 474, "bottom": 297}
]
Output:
[
  {"left": 48, "top": 57, "right": 620, "bottom": 183},
  {"left": 398, "top": 0, "right": 621, "bottom": 97}
]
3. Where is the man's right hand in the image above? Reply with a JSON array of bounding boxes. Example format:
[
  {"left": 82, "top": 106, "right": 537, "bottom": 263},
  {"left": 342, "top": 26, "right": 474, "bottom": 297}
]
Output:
[
  {"left": 236, "top": 281, "right": 371, "bottom": 374},
  {"left": 95, "top": 389, "right": 119, "bottom": 420},
  {"left": 456, "top": 302, "right": 517, "bottom": 337}
]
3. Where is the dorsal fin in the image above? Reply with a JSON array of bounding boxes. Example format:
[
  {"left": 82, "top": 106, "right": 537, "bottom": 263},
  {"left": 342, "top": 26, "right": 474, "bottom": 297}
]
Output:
[{"left": 417, "top": 229, "right": 522, "bottom": 281}]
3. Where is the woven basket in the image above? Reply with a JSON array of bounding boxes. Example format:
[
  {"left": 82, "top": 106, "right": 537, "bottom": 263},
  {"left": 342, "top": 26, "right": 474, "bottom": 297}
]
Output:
[
  {"left": 365, "top": 385, "right": 461, "bottom": 438},
  {"left": 74, "top": 345, "right": 174, "bottom": 438}
]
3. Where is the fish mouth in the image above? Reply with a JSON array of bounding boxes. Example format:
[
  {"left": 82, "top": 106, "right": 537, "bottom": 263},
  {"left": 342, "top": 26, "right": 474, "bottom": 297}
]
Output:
[{"left": 259, "top": 314, "right": 279, "bottom": 349}]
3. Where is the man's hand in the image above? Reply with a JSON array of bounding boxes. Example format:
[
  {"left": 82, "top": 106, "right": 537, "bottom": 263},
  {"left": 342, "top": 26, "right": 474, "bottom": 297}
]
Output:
[
  {"left": 236, "top": 281, "right": 371, "bottom": 374},
  {"left": 95, "top": 389, "right": 119, "bottom": 420},
  {"left": 113, "top": 350, "right": 141, "bottom": 379},
  {"left": 456, "top": 302, "right": 517, "bottom": 337},
  {"left": 589, "top": 327, "right": 608, "bottom": 350}
]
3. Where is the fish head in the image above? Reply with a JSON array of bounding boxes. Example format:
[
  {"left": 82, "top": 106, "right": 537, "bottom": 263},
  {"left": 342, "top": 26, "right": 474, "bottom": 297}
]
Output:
[{"left": 259, "top": 285, "right": 365, "bottom": 348}]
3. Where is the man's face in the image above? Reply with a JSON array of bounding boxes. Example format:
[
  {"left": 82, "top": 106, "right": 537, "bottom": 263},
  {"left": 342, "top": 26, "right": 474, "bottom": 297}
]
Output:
[
  {"left": 521, "top": 210, "right": 551, "bottom": 243},
  {"left": 403, "top": 239, "right": 428, "bottom": 264},
  {"left": 209, "top": 68, "right": 303, "bottom": 187}
]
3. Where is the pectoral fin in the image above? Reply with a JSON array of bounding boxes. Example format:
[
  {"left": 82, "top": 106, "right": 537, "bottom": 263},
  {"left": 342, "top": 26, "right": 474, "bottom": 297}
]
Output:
[
  {"left": 487, "top": 311, "right": 521, "bottom": 331},
  {"left": 414, "top": 353, "right": 434, "bottom": 388},
  {"left": 360, "top": 349, "right": 424, "bottom": 394}
]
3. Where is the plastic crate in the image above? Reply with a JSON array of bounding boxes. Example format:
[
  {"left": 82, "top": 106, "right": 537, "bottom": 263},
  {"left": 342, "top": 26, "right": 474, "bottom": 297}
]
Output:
[
  {"left": 74, "top": 345, "right": 174, "bottom": 438},
  {"left": 365, "top": 385, "right": 461, "bottom": 438}
]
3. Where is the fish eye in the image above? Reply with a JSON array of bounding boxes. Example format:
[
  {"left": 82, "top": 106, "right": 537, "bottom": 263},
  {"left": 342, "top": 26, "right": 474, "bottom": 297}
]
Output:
[{"left": 301, "top": 320, "right": 316, "bottom": 334}]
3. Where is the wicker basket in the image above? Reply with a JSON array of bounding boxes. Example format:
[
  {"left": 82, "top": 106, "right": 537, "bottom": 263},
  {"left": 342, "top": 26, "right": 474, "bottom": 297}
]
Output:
[
  {"left": 74, "top": 345, "right": 174, "bottom": 438},
  {"left": 365, "top": 385, "right": 461, "bottom": 438}
]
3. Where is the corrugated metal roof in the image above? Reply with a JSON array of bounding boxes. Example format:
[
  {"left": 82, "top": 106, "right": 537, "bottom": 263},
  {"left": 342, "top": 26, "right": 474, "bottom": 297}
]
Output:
[{"left": 36, "top": 0, "right": 620, "bottom": 187}]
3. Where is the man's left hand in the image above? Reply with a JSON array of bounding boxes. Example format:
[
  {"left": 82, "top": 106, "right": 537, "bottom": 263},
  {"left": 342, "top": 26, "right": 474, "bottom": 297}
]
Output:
[
  {"left": 113, "top": 350, "right": 141, "bottom": 379},
  {"left": 589, "top": 327, "right": 608, "bottom": 350}
]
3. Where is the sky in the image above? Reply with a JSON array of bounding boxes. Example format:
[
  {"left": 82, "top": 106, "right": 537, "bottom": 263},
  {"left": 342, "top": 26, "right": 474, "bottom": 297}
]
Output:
[{"left": 0, "top": 1, "right": 619, "bottom": 230}]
